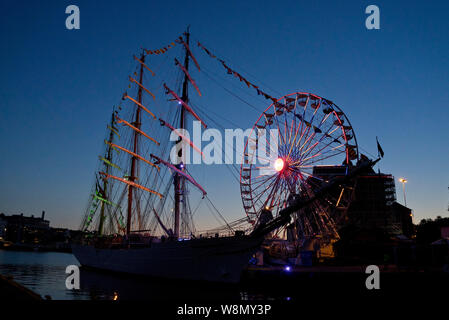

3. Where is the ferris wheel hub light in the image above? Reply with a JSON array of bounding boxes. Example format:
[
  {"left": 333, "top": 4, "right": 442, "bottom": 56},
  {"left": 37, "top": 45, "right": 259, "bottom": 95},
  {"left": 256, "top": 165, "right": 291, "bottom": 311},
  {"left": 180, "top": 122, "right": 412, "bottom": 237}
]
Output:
[{"left": 274, "top": 158, "right": 284, "bottom": 172}]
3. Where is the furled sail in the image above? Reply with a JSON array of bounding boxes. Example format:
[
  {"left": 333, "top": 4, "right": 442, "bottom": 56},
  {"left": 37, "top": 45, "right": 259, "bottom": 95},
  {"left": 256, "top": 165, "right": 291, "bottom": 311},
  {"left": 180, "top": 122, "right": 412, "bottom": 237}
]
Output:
[
  {"left": 159, "top": 118, "right": 203, "bottom": 157},
  {"left": 129, "top": 76, "right": 156, "bottom": 100},
  {"left": 105, "top": 141, "right": 160, "bottom": 171},
  {"left": 100, "top": 172, "right": 163, "bottom": 199},
  {"left": 174, "top": 58, "right": 201, "bottom": 96},
  {"left": 115, "top": 116, "right": 160, "bottom": 146},
  {"left": 133, "top": 55, "right": 155, "bottom": 76},
  {"left": 122, "top": 93, "right": 157, "bottom": 120},
  {"left": 179, "top": 37, "right": 200, "bottom": 71},
  {"left": 163, "top": 84, "right": 207, "bottom": 128},
  {"left": 150, "top": 154, "right": 207, "bottom": 197}
]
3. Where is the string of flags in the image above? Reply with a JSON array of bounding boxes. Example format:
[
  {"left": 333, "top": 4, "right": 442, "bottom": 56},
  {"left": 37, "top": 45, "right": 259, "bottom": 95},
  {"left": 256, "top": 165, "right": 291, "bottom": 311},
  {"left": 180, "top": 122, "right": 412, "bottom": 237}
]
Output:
[
  {"left": 197, "top": 41, "right": 277, "bottom": 103},
  {"left": 180, "top": 37, "right": 200, "bottom": 71},
  {"left": 197, "top": 42, "right": 216, "bottom": 58},
  {"left": 174, "top": 58, "right": 202, "bottom": 96},
  {"left": 144, "top": 35, "right": 183, "bottom": 55}
]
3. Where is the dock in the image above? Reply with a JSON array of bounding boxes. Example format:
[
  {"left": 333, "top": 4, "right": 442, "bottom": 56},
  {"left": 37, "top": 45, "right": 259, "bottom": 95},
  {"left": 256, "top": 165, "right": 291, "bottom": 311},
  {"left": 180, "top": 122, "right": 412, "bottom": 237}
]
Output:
[
  {"left": 241, "top": 264, "right": 449, "bottom": 294},
  {"left": 0, "top": 273, "right": 43, "bottom": 300}
]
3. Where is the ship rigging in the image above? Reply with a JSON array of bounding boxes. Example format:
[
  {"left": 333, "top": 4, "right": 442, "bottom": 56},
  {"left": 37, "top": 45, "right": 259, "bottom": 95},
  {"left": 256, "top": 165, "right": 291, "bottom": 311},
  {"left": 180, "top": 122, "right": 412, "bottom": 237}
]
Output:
[
  {"left": 80, "top": 27, "right": 371, "bottom": 249},
  {"left": 74, "top": 28, "right": 380, "bottom": 283},
  {"left": 80, "top": 28, "right": 245, "bottom": 239}
]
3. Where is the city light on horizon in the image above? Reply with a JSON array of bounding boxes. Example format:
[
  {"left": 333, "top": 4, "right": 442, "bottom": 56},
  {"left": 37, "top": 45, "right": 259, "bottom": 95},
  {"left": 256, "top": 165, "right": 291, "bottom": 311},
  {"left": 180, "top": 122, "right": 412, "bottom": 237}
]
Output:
[{"left": 399, "top": 177, "right": 408, "bottom": 207}]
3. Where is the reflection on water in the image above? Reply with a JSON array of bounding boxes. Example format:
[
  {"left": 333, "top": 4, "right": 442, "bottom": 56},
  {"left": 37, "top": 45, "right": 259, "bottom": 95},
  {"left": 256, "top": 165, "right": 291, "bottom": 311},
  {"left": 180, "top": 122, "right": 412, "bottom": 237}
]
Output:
[
  {"left": 80, "top": 267, "right": 241, "bottom": 301},
  {"left": 0, "top": 250, "right": 286, "bottom": 301},
  {"left": 0, "top": 250, "right": 87, "bottom": 300}
]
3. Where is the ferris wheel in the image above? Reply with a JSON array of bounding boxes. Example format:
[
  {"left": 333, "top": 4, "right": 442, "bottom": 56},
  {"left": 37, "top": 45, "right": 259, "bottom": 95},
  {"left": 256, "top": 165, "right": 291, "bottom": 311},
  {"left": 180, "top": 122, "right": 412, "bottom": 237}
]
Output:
[{"left": 240, "top": 92, "right": 359, "bottom": 240}]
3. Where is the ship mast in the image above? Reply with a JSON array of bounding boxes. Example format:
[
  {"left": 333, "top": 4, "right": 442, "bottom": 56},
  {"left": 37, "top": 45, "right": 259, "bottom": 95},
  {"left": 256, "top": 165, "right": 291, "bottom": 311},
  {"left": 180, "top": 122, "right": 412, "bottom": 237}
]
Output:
[
  {"left": 127, "top": 52, "right": 145, "bottom": 235},
  {"left": 98, "top": 112, "right": 116, "bottom": 235},
  {"left": 174, "top": 27, "right": 190, "bottom": 238}
]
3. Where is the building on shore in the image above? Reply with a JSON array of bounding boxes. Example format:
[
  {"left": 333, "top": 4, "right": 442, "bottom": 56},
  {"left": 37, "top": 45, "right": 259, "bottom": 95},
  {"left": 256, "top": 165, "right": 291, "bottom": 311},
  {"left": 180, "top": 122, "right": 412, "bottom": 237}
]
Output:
[
  {"left": 264, "top": 161, "right": 416, "bottom": 265},
  {"left": 0, "top": 216, "right": 7, "bottom": 240},
  {"left": 312, "top": 163, "right": 414, "bottom": 237},
  {"left": 0, "top": 212, "right": 76, "bottom": 252},
  {"left": 0, "top": 211, "right": 50, "bottom": 244}
]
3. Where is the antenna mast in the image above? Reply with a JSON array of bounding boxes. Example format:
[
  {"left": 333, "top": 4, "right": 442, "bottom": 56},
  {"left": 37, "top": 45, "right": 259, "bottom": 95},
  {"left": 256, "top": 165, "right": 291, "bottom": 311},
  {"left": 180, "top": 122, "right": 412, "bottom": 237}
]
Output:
[
  {"left": 127, "top": 52, "right": 145, "bottom": 235},
  {"left": 98, "top": 112, "right": 115, "bottom": 235},
  {"left": 174, "top": 27, "right": 190, "bottom": 238}
]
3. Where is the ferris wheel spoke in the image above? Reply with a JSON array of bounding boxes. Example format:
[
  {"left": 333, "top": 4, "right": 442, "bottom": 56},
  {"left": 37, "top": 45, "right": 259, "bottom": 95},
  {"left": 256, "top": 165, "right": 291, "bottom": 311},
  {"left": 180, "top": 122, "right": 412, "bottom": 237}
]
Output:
[
  {"left": 291, "top": 96, "right": 300, "bottom": 138},
  {"left": 319, "top": 111, "right": 332, "bottom": 126},
  {"left": 306, "top": 101, "right": 320, "bottom": 128},
  {"left": 250, "top": 126, "right": 281, "bottom": 157},
  {"left": 290, "top": 96, "right": 303, "bottom": 140},
  {"left": 299, "top": 131, "right": 316, "bottom": 155},
  {"left": 251, "top": 172, "right": 277, "bottom": 188},
  {"left": 290, "top": 166, "right": 324, "bottom": 184},
  {"left": 268, "top": 185, "right": 284, "bottom": 211},
  {"left": 251, "top": 154, "right": 277, "bottom": 164},
  {"left": 299, "top": 124, "right": 343, "bottom": 162},
  {"left": 293, "top": 95, "right": 311, "bottom": 147},
  {"left": 299, "top": 137, "right": 334, "bottom": 163},
  {"left": 306, "top": 142, "right": 346, "bottom": 161},
  {"left": 266, "top": 128, "right": 281, "bottom": 156},
  {"left": 298, "top": 152, "right": 323, "bottom": 164},
  {"left": 252, "top": 170, "right": 277, "bottom": 180},
  {"left": 295, "top": 118, "right": 311, "bottom": 148},
  {"left": 250, "top": 173, "right": 278, "bottom": 193},
  {"left": 286, "top": 114, "right": 296, "bottom": 147},
  {"left": 290, "top": 120, "right": 306, "bottom": 151},
  {"left": 266, "top": 178, "right": 285, "bottom": 209},
  {"left": 251, "top": 173, "right": 277, "bottom": 189},
  {"left": 327, "top": 124, "right": 341, "bottom": 136},
  {"left": 256, "top": 176, "right": 281, "bottom": 209},
  {"left": 297, "top": 107, "right": 322, "bottom": 151},
  {"left": 272, "top": 183, "right": 290, "bottom": 213},
  {"left": 273, "top": 108, "right": 287, "bottom": 146},
  {"left": 298, "top": 98, "right": 320, "bottom": 147},
  {"left": 300, "top": 132, "right": 320, "bottom": 157},
  {"left": 287, "top": 120, "right": 302, "bottom": 158},
  {"left": 302, "top": 154, "right": 340, "bottom": 168},
  {"left": 283, "top": 112, "right": 289, "bottom": 144},
  {"left": 303, "top": 149, "right": 346, "bottom": 166},
  {"left": 246, "top": 139, "right": 275, "bottom": 164},
  {"left": 299, "top": 137, "right": 328, "bottom": 161}
]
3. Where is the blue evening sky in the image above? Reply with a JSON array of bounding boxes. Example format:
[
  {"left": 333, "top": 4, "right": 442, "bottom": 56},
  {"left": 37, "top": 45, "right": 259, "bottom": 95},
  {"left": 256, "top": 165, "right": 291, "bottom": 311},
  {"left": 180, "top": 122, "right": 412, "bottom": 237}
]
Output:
[{"left": 0, "top": 0, "right": 448, "bottom": 229}]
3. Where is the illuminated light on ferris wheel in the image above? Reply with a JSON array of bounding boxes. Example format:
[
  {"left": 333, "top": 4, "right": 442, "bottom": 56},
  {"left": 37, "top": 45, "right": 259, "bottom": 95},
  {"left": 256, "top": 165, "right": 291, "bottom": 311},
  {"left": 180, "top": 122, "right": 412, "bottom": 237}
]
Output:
[{"left": 274, "top": 158, "right": 285, "bottom": 172}]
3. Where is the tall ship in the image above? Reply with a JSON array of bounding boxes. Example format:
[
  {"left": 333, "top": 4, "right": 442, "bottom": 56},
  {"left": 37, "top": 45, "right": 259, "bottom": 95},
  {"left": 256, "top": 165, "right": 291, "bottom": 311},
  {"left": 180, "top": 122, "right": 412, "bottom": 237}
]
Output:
[
  {"left": 73, "top": 28, "right": 379, "bottom": 282},
  {"left": 73, "top": 29, "right": 265, "bottom": 283}
]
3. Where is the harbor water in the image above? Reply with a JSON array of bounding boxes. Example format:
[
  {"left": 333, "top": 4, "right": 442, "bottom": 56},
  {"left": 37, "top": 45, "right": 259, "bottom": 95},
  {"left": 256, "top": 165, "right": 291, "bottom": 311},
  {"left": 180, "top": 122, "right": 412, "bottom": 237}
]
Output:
[
  {"left": 0, "top": 249, "right": 288, "bottom": 301},
  {"left": 0, "top": 250, "right": 88, "bottom": 300}
]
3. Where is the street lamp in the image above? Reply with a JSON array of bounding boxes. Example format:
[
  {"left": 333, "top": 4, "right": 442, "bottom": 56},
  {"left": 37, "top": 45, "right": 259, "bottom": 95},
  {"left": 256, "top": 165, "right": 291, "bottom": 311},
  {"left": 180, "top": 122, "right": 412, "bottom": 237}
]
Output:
[{"left": 398, "top": 178, "right": 407, "bottom": 207}]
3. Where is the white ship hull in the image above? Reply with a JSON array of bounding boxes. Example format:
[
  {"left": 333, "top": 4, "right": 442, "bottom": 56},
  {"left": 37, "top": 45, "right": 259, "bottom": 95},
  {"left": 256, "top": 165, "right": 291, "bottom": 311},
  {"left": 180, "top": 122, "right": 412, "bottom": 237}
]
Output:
[{"left": 72, "top": 236, "right": 262, "bottom": 283}]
